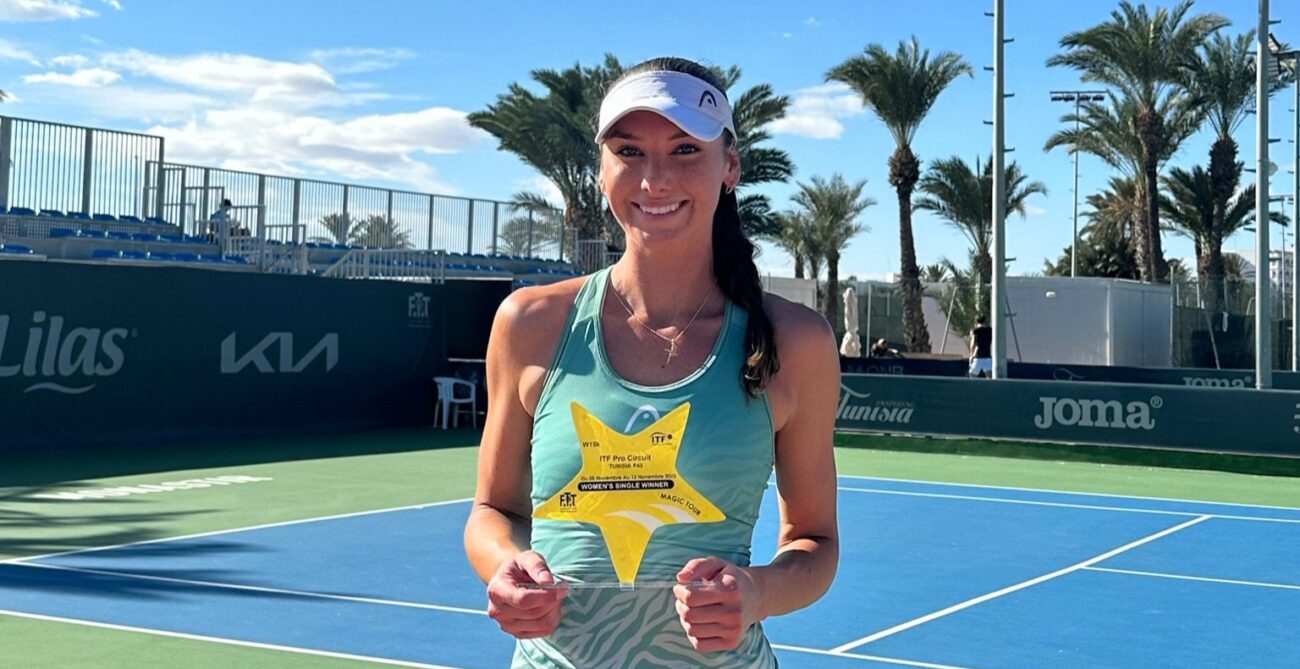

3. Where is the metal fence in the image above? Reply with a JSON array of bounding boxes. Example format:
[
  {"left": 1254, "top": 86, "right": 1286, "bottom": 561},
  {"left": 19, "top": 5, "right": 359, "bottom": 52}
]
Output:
[
  {"left": 0, "top": 115, "right": 578, "bottom": 262},
  {"left": 0, "top": 115, "right": 164, "bottom": 218}
]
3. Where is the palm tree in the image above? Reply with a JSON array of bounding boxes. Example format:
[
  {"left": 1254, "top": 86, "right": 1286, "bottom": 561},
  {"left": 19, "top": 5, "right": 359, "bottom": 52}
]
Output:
[
  {"left": 311, "top": 212, "right": 361, "bottom": 246},
  {"left": 1183, "top": 31, "right": 1290, "bottom": 286},
  {"left": 792, "top": 174, "right": 875, "bottom": 330},
  {"left": 720, "top": 70, "right": 797, "bottom": 237},
  {"left": 827, "top": 37, "right": 972, "bottom": 353},
  {"left": 352, "top": 214, "right": 412, "bottom": 249},
  {"left": 769, "top": 210, "right": 821, "bottom": 280},
  {"left": 914, "top": 156, "right": 1046, "bottom": 305},
  {"left": 1160, "top": 165, "right": 1288, "bottom": 307},
  {"left": 1081, "top": 176, "right": 1142, "bottom": 241},
  {"left": 497, "top": 191, "right": 563, "bottom": 257},
  {"left": 1043, "top": 228, "right": 1140, "bottom": 280},
  {"left": 469, "top": 57, "right": 615, "bottom": 257},
  {"left": 922, "top": 263, "right": 950, "bottom": 283},
  {"left": 1047, "top": 1, "right": 1228, "bottom": 282}
]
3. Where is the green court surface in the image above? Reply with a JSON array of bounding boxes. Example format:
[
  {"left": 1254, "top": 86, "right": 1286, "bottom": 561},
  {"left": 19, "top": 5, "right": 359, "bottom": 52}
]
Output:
[{"left": 2, "top": 428, "right": 1297, "bottom": 668}]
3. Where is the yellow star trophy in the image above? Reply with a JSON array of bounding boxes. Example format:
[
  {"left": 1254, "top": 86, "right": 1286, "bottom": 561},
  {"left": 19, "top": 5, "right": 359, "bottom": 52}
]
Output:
[{"left": 533, "top": 402, "right": 726, "bottom": 589}]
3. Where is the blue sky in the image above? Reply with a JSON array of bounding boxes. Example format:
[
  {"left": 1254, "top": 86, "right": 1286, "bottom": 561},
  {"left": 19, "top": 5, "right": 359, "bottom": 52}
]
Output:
[{"left": 1, "top": 0, "right": 1297, "bottom": 278}]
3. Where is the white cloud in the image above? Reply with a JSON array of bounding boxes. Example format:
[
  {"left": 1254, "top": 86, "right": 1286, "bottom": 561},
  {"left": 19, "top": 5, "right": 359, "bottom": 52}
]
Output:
[
  {"left": 767, "top": 82, "right": 864, "bottom": 140},
  {"left": 0, "top": 38, "right": 39, "bottom": 64},
  {"left": 804, "top": 17, "right": 821, "bottom": 27},
  {"left": 782, "top": 32, "right": 793, "bottom": 39},
  {"left": 49, "top": 53, "right": 89, "bottom": 67},
  {"left": 144, "top": 107, "right": 488, "bottom": 193},
  {"left": 23, "top": 67, "right": 120, "bottom": 86},
  {"left": 1024, "top": 204, "right": 1047, "bottom": 217},
  {"left": 102, "top": 49, "right": 337, "bottom": 106},
  {"left": 308, "top": 47, "right": 415, "bottom": 74},
  {"left": 0, "top": 0, "right": 97, "bottom": 21},
  {"left": 17, "top": 45, "right": 487, "bottom": 194},
  {"left": 101, "top": 0, "right": 120, "bottom": 9}
]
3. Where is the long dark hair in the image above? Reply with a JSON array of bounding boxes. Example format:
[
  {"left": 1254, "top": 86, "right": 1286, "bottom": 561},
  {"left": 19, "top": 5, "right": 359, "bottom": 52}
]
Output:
[{"left": 609, "top": 58, "right": 779, "bottom": 397}]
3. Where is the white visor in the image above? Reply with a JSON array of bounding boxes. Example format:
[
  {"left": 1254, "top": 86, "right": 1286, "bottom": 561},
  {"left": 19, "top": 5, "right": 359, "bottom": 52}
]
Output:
[{"left": 596, "top": 71, "right": 735, "bottom": 144}]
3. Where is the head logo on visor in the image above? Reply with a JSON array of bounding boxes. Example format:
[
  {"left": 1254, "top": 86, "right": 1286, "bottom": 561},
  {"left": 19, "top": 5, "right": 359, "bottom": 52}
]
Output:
[{"left": 596, "top": 71, "right": 735, "bottom": 144}]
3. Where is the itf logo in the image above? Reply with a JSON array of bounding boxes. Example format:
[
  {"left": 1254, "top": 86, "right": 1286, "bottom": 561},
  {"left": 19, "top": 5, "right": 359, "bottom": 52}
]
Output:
[{"left": 408, "top": 292, "right": 431, "bottom": 319}]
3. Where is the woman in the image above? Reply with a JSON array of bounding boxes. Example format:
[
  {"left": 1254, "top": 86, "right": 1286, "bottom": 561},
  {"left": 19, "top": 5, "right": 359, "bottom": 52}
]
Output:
[{"left": 464, "top": 57, "right": 839, "bottom": 667}]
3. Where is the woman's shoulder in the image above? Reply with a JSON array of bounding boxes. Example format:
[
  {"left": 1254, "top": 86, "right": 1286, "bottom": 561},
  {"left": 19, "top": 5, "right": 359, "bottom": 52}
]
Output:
[
  {"left": 492, "top": 276, "right": 591, "bottom": 360},
  {"left": 761, "top": 292, "right": 834, "bottom": 349}
]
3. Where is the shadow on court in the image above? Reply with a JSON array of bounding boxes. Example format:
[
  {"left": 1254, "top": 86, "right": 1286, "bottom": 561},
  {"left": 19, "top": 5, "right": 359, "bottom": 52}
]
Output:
[
  {"left": 0, "top": 426, "right": 484, "bottom": 488},
  {"left": 0, "top": 484, "right": 216, "bottom": 560}
]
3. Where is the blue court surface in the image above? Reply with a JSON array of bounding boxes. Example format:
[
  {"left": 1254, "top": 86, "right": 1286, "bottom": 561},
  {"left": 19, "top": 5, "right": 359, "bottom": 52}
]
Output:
[{"left": 2, "top": 476, "right": 1298, "bottom": 668}]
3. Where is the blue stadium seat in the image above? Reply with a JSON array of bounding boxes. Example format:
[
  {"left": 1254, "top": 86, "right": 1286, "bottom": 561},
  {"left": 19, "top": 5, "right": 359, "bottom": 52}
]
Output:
[
  {"left": 159, "top": 234, "right": 184, "bottom": 243},
  {"left": 118, "top": 214, "right": 143, "bottom": 224},
  {"left": 7, "top": 207, "right": 35, "bottom": 216},
  {"left": 131, "top": 232, "right": 160, "bottom": 242},
  {"left": 148, "top": 251, "right": 174, "bottom": 261},
  {"left": 92, "top": 249, "right": 122, "bottom": 259},
  {"left": 145, "top": 216, "right": 169, "bottom": 226},
  {"left": 183, "top": 235, "right": 209, "bottom": 244},
  {"left": 120, "top": 250, "right": 148, "bottom": 260},
  {"left": 38, "top": 209, "right": 65, "bottom": 218},
  {"left": 91, "top": 213, "right": 117, "bottom": 222},
  {"left": 225, "top": 256, "right": 249, "bottom": 265},
  {"left": 66, "top": 211, "right": 91, "bottom": 221},
  {"left": 49, "top": 228, "right": 78, "bottom": 238},
  {"left": 197, "top": 255, "right": 224, "bottom": 264},
  {"left": 107, "top": 231, "right": 133, "bottom": 241},
  {"left": 79, "top": 229, "right": 107, "bottom": 239},
  {"left": 173, "top": 252, "right": 199, "bottom": 262},
  {"left": 1, "top": 244, "right": 34, "bottom": 254}
]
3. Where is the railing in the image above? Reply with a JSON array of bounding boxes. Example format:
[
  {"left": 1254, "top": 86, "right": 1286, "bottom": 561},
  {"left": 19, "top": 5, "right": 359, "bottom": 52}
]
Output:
[
  {"left": 0, "top": 115, "right": 582, "bottom": 265},
  {"left": 0, "top": 115, "right": 165, "bottom": 218},
  {"left": 323, "top": 249, "right": 448, "bottom": 282}
]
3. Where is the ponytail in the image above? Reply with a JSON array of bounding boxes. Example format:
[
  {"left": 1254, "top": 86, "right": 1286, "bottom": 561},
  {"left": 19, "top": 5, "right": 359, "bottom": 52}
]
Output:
[{"left": 712, "top": 182, "right": 779, "bottom": 398}]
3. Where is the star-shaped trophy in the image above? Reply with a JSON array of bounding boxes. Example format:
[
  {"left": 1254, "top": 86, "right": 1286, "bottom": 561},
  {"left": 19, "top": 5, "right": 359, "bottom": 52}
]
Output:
[{"left": 534, "top": 402, "right": 725, "bottom": 588}]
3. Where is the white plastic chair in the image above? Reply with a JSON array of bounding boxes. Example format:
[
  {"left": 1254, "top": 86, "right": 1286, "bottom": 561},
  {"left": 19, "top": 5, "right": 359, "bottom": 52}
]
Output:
[{"left": 433, "top": 377, "right": 478, "bottom": 429}]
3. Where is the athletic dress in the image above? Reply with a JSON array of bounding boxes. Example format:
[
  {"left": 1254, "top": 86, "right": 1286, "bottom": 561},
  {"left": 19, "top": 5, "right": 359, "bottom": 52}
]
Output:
[{"left": 517, "top": 268, "right": 778, "bottom": 668}]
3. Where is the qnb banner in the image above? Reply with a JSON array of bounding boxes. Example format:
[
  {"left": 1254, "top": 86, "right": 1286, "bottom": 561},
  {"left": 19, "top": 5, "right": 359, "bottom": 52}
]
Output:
[
  {"left": 0, "top": 261, "right": 473, "bottom": 454},
  {"left": 836, "top": 374, "right": 1300, "bottom": 458}
]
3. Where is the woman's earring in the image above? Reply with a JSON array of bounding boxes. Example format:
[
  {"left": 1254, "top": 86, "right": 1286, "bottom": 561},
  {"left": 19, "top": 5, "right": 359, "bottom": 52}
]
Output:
[{"left": 724, "top": 183, "right": 735, "bottom": 195}]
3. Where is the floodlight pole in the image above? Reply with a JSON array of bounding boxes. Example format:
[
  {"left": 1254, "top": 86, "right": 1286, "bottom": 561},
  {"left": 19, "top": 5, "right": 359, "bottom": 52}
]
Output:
[
  {"left": 1294, "top": 73, "right": 1299, "bottom": 371},
  {"left": 991, "top": 0, "right": 1008, "bottom": 379},
  {"left": 1256, "top": 0, "right": 1272, "bottom": 389},
  {"left": 1049, "top": 90, "right": 1107, "bottom": 278}
]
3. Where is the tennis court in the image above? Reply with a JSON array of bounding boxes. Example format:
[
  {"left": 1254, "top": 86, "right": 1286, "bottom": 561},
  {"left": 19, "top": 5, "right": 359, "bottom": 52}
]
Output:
[{"left": 3, "top": 429, "right": 1297, "bottom": 668}]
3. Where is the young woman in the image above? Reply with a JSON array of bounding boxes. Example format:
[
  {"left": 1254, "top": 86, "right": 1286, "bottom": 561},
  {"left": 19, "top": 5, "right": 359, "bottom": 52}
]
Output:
[{"left": 465, "top": 57, "right": 839, "bottom": 667}]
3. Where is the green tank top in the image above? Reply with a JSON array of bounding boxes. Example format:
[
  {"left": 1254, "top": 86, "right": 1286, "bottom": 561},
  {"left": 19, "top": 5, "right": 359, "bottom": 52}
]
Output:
[{"left": 518, "top": 267, "right": 777, "bottom": 668}]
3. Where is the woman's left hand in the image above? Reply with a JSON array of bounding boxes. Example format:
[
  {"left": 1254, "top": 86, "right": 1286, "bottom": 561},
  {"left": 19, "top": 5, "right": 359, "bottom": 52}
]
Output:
[{"left": 673, "top": 556, "right": 764, "bottom": 652}]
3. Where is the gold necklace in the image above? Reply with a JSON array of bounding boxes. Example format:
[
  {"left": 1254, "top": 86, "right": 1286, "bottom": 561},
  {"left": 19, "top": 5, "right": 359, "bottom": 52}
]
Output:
[{"left": 609, "top": 278, "right": 714, "bottom": 368}]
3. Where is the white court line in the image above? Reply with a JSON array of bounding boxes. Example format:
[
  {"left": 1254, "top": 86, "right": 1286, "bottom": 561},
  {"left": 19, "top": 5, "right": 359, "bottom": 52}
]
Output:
[
  {"left": 827, "top": 515, "right": 1212, "bottom": 654},
  {"left": 8, "top": 561, "right": 487, "bottom": 616},
  {"left": 2, "top": 497, "right": 474, "bottom": 565},
  {"left": 771, "top": 643, "right": 974, "bottom": 669},
  {"left": 0, "top": 608, "right": 467, "bottom": 669},
  {"left": 837, "top": 486, "right": 1300, "bottom": 525},
  {"left": 1084, "top": 566, "right": 1300, "bottom": 592},
  {"left": 839, "top": 474, "right": 1300, "bottom": 514}
]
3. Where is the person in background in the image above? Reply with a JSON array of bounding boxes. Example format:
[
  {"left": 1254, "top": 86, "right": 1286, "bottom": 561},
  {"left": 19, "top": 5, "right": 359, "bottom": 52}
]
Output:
[
  {"left": 868, "top": 338, "right": 901, "bottom": 358},
  {"left": 968, "top": 313, "right": 993, "bottom": 378},
  {"left": 207, "top": 198, "right": 233, "bottom": 242}
]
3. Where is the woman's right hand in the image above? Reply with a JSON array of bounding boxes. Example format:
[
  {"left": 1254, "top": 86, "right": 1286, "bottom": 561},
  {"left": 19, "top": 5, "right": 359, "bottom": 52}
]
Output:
[{"left": 486, "top": 550, "right": 568, "bottom": 639}]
